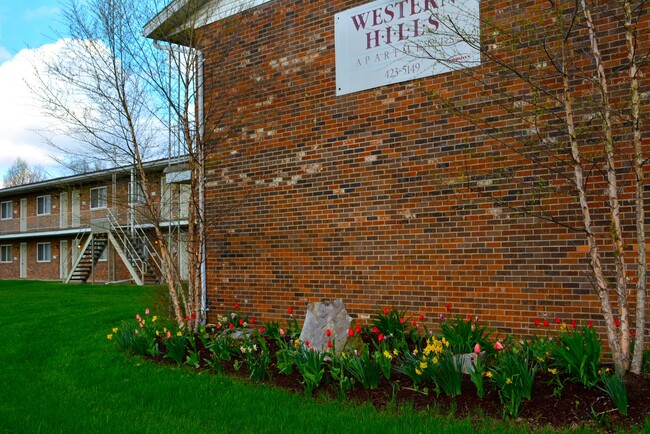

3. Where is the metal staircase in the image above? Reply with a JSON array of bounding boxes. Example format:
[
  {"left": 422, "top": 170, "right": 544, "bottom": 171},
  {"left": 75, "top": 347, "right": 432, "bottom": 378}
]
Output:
[
  {"left": 65, "top": 210, "right": 163, "bottom": 285},
  {"left": 65, "top": 233, "right": 109, "bottom": 283}
]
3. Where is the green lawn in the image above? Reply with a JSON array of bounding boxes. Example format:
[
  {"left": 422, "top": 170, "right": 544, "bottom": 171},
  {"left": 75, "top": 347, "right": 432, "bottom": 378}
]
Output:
[{"left": 0, "top": 280, "right": 573, "bottom": 434}]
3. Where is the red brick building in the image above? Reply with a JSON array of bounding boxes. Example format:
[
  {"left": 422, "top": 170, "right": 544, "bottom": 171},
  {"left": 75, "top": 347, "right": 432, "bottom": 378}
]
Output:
[
  {"left": 146, "top": 0, "right": 648, "bottom": 335},
  {"left": 0, "top": 158, "right": 190, "bottom": 284}
]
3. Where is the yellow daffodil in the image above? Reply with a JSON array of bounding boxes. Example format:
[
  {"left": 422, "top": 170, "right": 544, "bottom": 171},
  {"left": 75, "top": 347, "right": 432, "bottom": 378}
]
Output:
[
  {"left": 419, "top": 361, "right": 428, "bottom": 370},
  {"left": 383, "top": 350, "right": 392, "bottom": 360},
  {"left": 483, "top": 371, "right": 493, "bottom": 378},
  {"left": 506, "top": 378, "right": 512, "bottom": 385},
  {"left": 155, "top": 330, "right": 160, "bottom": 336},
  {"left": 152, "top": 316, "right": 158, "bottom": 322},
  {"left": 107, "top": 334, "right": 113, "bottom": 340},
  {"left": 548, "top": 368, "right": 558, "bottom": 375},
  {"left": 415, "top": 369, "right": 422, "bottom": 376},
  {"left": 432, "top": 356, "right": 438, "bottom": 365},
  {"left": 176, "top": 331, "right": 182, "bottom": 337},
  {"left": 393, "top": 348, "right": 399, "bottom": 356},
  {"left": 112, "top": 327, "right": 118, "bottom": 333}
]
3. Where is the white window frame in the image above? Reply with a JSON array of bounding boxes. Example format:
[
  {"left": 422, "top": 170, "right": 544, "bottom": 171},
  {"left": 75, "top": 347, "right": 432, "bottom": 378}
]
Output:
[
  {"left": 98, "top": 245, "right": 108, "bottom": 262},
  {"left": 0, "top": 244, "right": 11, "bottom": 263},
  {"left": 1, "top": 201, "right": 12, "bottom": 220},
  {"left": 90, "top": 186, "right": 108, "bottom": 209},
  {"left": 37, "top": 242, "right": 51, "bottom": 262},
  {"left": 37, "top": 195, "right": 51, "bottom": 216}
]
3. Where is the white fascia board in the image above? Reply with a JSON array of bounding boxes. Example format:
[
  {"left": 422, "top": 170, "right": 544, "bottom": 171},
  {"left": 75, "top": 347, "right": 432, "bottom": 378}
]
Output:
[
  {"left": 144, "top": 0, "right": 272, "bottom": 42},
  {"left": 0, "top": 228, "right": 91, "bottom": 241}
]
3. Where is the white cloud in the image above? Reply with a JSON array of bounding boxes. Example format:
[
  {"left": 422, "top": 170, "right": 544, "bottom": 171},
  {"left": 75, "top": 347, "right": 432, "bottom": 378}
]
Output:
[
  {"left": 0, "top": 41, "right": 77, "bottom": 179},
  {"left": 0, "top": 45, "right": 10, "bottom": 63}
]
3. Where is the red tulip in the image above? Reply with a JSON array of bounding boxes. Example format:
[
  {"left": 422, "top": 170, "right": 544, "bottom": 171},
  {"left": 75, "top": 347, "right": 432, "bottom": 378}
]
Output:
[
  {"left": 570, "top": 320, "right": 576, "bottom": 329},
  {"left": 587, "top": 321, "right": 593, "bottom": 328},
  {"left": 543, "top": 319, "right": 549, "bottom": 327},
  {"left": 419, "top": 314, "right": 425, "bottom": 321},
  {"left": 445, "top": 304, "right": 452, "bottom": 312},
  {"left": 191, "top": 313, "right": 197, "bottom": 320},
  {"left": 234, "top": 302, "right": 239, "bottom": 309},
  {"left": 287, "top": 307, "right": 294, "bottom": 314},
  {"left": 534, "top": 318, "right": 540, "bottom": 326},
  {"left": 326, "top": 329, "right": 332, "bottom": 337},
  {"left": 327, "top": 340, "right": 333, "bottom": 348},
  {"left": 555, "top": 317, "right": 561, "bottom": 324},
  {"left": 250, "top": 318, "right": 255, "bottom": 324},
  {"left": 259, "top": 327, "right": 265, "bottom": 333},
  {"left": 372, "top": 326, "right": 379, "bottom": 334},
  {"left": 348, "top": 328, "right": 354, "bottom": 337},
  {"left": 228, "top": 323, "right": 234, "bottom": 329},
  {"left": 383, "top": 309, "right": 389, "bottom": 315},
  {"left": 378, "top": 333, "right": 385, "bottom": 342},
  {"left": 615, "top": 318, "right": 621, "bottom": 327},
  {"left": 355, "top": 325, "right": 362, "bottom": 334}
]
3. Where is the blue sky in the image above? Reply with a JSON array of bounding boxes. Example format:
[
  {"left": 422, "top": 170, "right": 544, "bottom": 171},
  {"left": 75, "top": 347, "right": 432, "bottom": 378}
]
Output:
[
  {"left": 0, "top": 1, "right": 70, "bottom": 183},
  {"left": 0, "top": 1, "right": 65, "bottom": 61}
]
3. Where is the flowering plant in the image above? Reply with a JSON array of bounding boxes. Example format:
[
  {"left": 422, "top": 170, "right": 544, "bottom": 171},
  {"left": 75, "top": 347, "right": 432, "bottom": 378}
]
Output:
[
  {"left": 240, "top": 335, "right": 271, "bottom": 382},
  {"left": 346, "top": 344, "right": 381, "bottom": 389},
  {"left": 329, "top": 352, "right": 354, "bottom": 401},
  {"left": 294, "top": 344, "right": 326, "bottom": 394},
  {"left": 550, "top": 323, "right": 601, "bottom": 388},
  {"left": 439, "top": 309, "right": 493, "bottom": 355},
  {"left": 202, "top": 334, "right": 237, "bottom": 373},
  {"left": 111, "top": 309, "right": 161, "bottom": 357},
  {"left": 372, "top": 307, "right": 412, "bottom": 350},
  {"left": 490, "top": 348, "right": 537, "bottom": 418},
  {"left": 163, "top": 330, "right": 187, "bottom": 364}
]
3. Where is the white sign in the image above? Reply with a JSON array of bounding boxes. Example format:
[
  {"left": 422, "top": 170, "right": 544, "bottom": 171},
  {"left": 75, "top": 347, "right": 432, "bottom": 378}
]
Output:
[{"left": 335, "top": 0, "right": 480, "bottom": 96}]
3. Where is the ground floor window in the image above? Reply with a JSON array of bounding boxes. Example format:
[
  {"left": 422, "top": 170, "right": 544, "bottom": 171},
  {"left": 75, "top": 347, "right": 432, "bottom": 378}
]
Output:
[
  {"left": 0, "top": 244, "right": 11, "bottom": 263},
  {"left": 37, "top": 242, "right": 51, "bottom": 262}
]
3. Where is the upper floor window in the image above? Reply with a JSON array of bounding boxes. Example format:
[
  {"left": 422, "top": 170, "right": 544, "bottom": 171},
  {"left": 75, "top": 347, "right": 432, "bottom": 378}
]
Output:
[
  {"left": 129, "top": 182, "right": 146, "bottom": 204},
  {"left": 37, "top": 195, "right": 51, "bottom": 215},
  {"left": 0, "top": 244, "right": 11, "bottom": 263},
  {"left": 90, "top": 187, "right": 108, "bottom": 209},
  {"left": 37, "top": 242, "right": 51, "bottom": 262},
  {"left": 1, "top": 201, "right": 12, "bottom": 220}
]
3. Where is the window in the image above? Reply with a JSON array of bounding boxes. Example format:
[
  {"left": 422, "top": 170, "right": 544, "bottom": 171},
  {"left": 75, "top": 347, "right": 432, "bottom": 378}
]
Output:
[
  {"left": 37, "top": 195, "right": 51, "bottom": 215},
  {"left": 1, "top": 201, "right": 12, "bottom": 220},
  {"left": 0, "top": 245, "right": 11, "bottom": 263},
  {"left": 129, "top": 182, "right": 146, "bottom": 204},
  {"left": 98, "top": 245, "right": 108, "bottom": 262},
  {"left": 90, "top": 187, "right": 108, "bottom": 209},
  {"left": 37, "top": 242, "right": 51, "bottom": 262}
]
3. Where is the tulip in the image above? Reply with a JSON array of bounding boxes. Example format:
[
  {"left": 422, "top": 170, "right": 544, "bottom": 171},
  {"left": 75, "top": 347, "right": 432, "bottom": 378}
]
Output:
[
  {"left": 494, "top": 341, "right": 504, "bottom": 351},
  {"left": 474, "top": 343, "right": 481, "bottom": 354}
]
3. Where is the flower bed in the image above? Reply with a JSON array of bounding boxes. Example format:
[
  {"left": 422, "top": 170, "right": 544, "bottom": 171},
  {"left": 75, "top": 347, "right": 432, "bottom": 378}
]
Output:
[{"left": 108, "top": 304, "right": 650, "bottom": 431}]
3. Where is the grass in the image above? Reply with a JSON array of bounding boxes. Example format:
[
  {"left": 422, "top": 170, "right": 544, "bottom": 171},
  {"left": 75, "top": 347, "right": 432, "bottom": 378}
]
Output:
[{"left": 0, "top": 280, "right": 572, "bottom": 434}]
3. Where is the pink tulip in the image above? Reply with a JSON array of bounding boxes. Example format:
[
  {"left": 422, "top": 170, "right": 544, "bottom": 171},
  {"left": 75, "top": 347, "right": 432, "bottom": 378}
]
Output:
[
  {"left": 474, "top": 343, "right": 481, "bottom": 354},
  {"left": 494, "top": 341, "right": 504, "bottom": 351},
  {"left": 145, "top": 308, "right": 150, "bottom": 315}
]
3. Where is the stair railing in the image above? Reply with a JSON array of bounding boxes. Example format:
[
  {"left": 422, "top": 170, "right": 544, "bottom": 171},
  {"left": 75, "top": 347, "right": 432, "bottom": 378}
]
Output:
[{"left": 105, "top": 208, "right": 164, "bottom": 282}]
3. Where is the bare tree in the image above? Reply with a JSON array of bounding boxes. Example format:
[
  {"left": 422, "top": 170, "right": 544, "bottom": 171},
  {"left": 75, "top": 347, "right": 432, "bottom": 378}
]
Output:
[
  {"left": 415, "top": 0, "right": 647, "bottom": 375},
  {"left": 2, "top": 157, "right": 48, "bottom": 187},
  {"left": 31, "top": 0, "right": 256, "bottom": 330}
]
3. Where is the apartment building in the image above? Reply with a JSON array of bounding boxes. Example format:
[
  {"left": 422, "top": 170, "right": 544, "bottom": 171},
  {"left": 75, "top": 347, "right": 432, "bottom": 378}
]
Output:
[
  {"left": 145, "top": 0, "right": 648, "bottom": 335},
  {"left": 0, "top": 157, "right": 190, "bottom": 284}
]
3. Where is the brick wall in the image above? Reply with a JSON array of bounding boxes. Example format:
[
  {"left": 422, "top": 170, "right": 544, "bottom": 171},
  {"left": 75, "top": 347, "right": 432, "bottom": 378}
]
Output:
[{"left": 200, "top": 0, "right": 649, "bottom": 336}]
